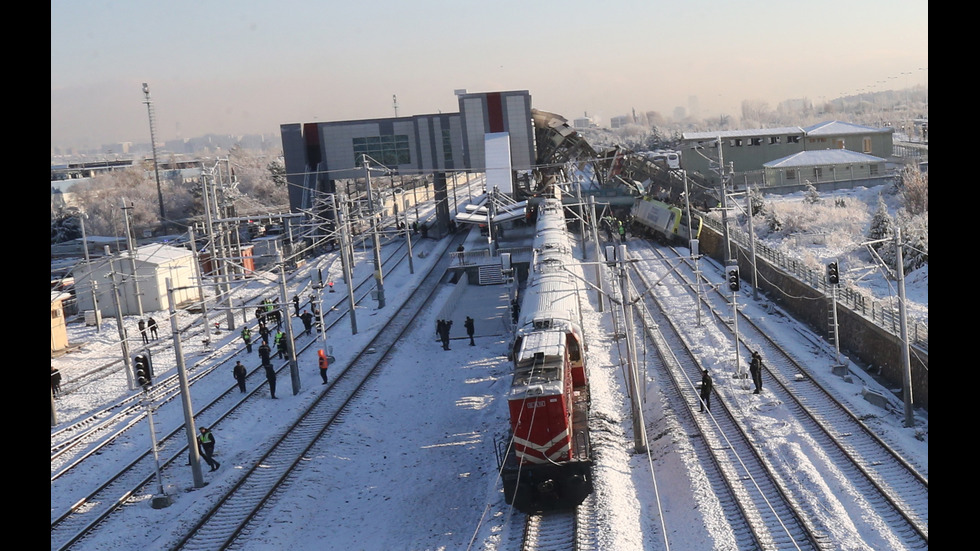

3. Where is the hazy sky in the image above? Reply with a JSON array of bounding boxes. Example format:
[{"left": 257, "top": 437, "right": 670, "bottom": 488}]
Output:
[{"left": 51, "top": 0, "right": 928, "bottom": 150}]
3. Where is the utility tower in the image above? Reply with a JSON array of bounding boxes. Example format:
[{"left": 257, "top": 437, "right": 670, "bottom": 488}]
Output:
[
  {"left": 142, "top": 83, "right": 167, "bottom": 232},
  {"left": 392, "top": 94, "right": 399, "bottom": 117}
]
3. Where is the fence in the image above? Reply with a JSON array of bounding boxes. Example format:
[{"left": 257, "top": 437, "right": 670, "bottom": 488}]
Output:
[{"left": 703, "top": 216, "right": 927, "bottom": 350}]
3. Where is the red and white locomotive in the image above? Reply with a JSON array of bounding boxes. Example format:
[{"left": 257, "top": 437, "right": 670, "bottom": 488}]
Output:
[{"left": 498, "top": 195, "right": 593, "bottom": 512}]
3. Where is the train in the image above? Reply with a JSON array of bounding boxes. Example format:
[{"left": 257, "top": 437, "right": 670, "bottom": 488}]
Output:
[
  {"left": 497, "top": 194, "right": 594, "bottom": 513},
  {"left": 629, "top": 196, "right": 704, "bottom": 245}
]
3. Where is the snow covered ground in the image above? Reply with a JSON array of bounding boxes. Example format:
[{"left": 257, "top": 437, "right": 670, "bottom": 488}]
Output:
[{"left": 52, "top": 182, "right": 926, "bottom": 550}]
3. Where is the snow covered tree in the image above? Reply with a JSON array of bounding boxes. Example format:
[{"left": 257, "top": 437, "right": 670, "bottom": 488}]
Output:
[
  {"left": 748, "top": 186, "right": 766, "bottom": 217},
  {"left": 803, "top": 181, "right": 820, "bottom": 204},
  {"left": 899, "top": 165, "right": 928, "bottom": 215},
  {"left": 866, "top": 193, "right": 893, "bottom": 252}
]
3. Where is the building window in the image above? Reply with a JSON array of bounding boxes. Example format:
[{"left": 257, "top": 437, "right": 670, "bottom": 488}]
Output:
[
  {"left": 870, "top": 164, "right": 879, "bottom": 176},
  {"left": 353, "top": 135, "right": 412, "bottom": 167},
  {"left": 863, "top": 137, "right": 872, "bottom": 153},
  {"left": 787, "top": 136, "right": 800, "bottom": 144},
  {"left": 769, "top": 136, "right": 780, "bottom": 145},
  {"left": 786, "top": 169, "right": 796, "bottom": 180},
  {"left": 813, "top": 167, "right": 823, "bottom": 179},
  {"left": 749, "top": 137, "right": 762, "bottom": 146},
  {"left": 442, "top": 129, "right": 453, "bottom": 163},
  {"left": 730, "top": 138, "right": 743, "bottom": 147}
]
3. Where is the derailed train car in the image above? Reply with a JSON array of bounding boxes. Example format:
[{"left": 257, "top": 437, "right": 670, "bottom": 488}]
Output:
[
  {"left": 630, "top": 196, "right": 703, "bottom": 245},
  {"left": 497, "top": 195, "right": 593, "bottom": 513}
]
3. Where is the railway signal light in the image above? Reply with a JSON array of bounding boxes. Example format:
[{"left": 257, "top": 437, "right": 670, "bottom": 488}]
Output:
[
  {"left": 727, "top": 267, "right": 740, "bottom": 292},
  {"left": 826, "top": 262, "right": 840, "bottom": 285},
  {"left": 134, "top": 354, "right": 153, "bottom": 387}
]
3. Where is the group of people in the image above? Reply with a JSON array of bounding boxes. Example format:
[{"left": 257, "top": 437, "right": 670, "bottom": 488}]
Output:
[
  {"left": 137, "top": 317, "right": 159, "bottom": 344},
  {"left": 435, "top": 316, "right": 477, "bottom": 350},
  {"left": 698, "top": 350, "right": 765, "bottom": 413}
]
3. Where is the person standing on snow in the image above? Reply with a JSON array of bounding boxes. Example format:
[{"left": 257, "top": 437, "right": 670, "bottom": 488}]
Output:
[
  {"left": 464, "top": 316, "right": 475, "bottom": 346},
  {"left": 318, "top": 349, "right": 330, "bottom": 384},
  {"left": 197, "top": 426, "right": 220, "bottom": 471},
  {"left": 147, "top": 317, "right": 159, "bottom": 340},
  {"left": 300, "top": 310, "right": 314, "bottom": 336},
  {"left": 258, "top": 340, "right": 272, "bottom": 367},
  {"left": 233, "top": 361, "right": 247, "bottom": 393},
  {"left": 241, "top": 326, "right": 253, "bottom": 353},
  {"left": 264, "top": 362, "right": 278, "bottom": 399},
  {"left": 749, "top": 351, "right": 764, "bottom": 394},
  {"left": 699, "top": 370, "right": 713, "bottom": 412}
]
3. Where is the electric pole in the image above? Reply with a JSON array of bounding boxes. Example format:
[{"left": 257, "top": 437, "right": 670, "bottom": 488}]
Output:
[
  {"left": 107, "top": 246, "right": 135, "bottom": 390},
  {"left": 363, "top": 156, "right": 386, "bottom": 308},
  {"left": 121, "top": 198, "right": 145, "bottom": 318},
  {"left": 895, "top": 228, "right": 914, "bottom": 427},
  {"left": 79, "top": 213, "right": 102, "bottom": 331},
  {"left": 142, "top": 83, "right": 167, "bottom": 232},
  {"left": 167, "top": 278, "right": 205, "bottom": 489}
]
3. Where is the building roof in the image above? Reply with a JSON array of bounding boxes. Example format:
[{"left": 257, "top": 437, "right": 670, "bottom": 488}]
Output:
[
  {"left": 763, "top": 149, "right": 886, "bottom": 168},
  {"left": 682, "top": 126, "right": 804, "bottom": 140},
  {"left": 802, "top": 120, "right": 894, "bottom": 135},
  {"left": 133, "top": 243, "right": 194, "bottom": 265}
]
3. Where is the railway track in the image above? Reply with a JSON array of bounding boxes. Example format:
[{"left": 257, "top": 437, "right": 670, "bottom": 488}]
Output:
[
  {"left": 630, "top": 239, "right": 927, "bottom": 549},
  {"left": 169, "top": 231, "right": 465, "bottom": 550},
  {"left": 50, "top": 234, "right": 423, "bottom": 551}
]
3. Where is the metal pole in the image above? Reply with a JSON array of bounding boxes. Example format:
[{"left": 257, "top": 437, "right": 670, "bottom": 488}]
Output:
[
  {"left": 588, "top": 195, "right": 604, "bottom": 312},
  {"left": 79, "top": 214, "right": 102, "bottom": 331},
  {"left": 747, "top": 191, "right": 759, "bottom": 300},
  {"left": 121, "top": 199, "right": 145, "bottom": 318},
  {"left": 683, "top": 170, "right": 703, "bottom": 326},
  {"left": 896, "top": 228, "right": 915, "bottom": 427},
  {"left": 452, "top": 172, "right": 458, "bottom": 214},
  {"left": 333, "top": 194, "right": 358, "bottom": 335},
  {"left": 618, "top": 245, "right": 646, "bottom": 453},
  {"left": 576, "top": 177, "right": 587, "bottom": 260},
  {"left": 107, "top": 248, "right": 136, "bottom": 390},
  {"left": 277, "top": 250, "right": 302, "bottom": 395},
  {"left": 831, "top": 284, "right": 841, "bottom": 365},
  {"left": 413, "top": 179, "right": 420, "bottom": 222},
  {"left": 187, "top": 227, "right": 212, "bottom": 347},
  {"left": 143, "top": 394, "right": 169, "bottom": 503},
  {"left": 212, "top": 163, "right": 236, "bottom": 331},
  {"left": 717, "top": 138, "right": 733, "bottom": 264},
  {"left": 364, "top": 156, "right": 385, "bottom": 308},
  {"left": 142, "top": 83, "right": 167, "bottom": 232},
  {"left": 731, "top": 281, "right": 744, "bottom": 381},
  {"left": 403, "top": 209, "right": 415, "bottom": 274},
  {"left": 166, "top": 278, "right": 205, "bottom": 487}
]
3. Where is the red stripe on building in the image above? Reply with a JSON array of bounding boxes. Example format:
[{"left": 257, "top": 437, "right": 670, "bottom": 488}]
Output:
[{"left": 487, "top": 92, "right": 504, "bottom": 133}]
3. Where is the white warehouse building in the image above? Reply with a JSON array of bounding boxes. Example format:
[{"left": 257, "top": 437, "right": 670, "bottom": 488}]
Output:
[{"left": 73, "top": 243, "right": 201, "bottom": 317}]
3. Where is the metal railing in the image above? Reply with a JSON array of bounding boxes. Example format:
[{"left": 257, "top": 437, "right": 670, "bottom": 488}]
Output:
[{"left": 704, "top": 216, "right": 927, "bottom": 350}]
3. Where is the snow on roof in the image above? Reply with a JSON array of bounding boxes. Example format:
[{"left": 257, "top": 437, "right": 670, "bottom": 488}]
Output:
[
  {"left": 802, "top": 120, "right": 894, "bottom": 135},
  {"left": 682, "top": 126, "right": 803, "bottom": 140},
  {"left": 763, "top": 149, "right": 886, "bottom": 168},
  {"left": 133, "top": 243, "right": 193, "bottom": 264}
]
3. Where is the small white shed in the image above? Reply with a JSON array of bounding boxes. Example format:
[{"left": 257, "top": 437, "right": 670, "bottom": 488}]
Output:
[{"left": 73, "top": 243, "right": 201, "bottom": 316}]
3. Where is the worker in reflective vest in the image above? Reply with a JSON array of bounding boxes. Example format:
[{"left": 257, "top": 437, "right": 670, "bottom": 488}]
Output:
[{"left": 318, "top": 349, "right": 329, "bottom": 384}]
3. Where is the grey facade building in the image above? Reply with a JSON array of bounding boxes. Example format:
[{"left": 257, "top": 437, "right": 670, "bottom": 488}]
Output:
[
  {"left": 280, "top": 90, "right": 534, "bottom": 215},
  {"left": 762, "top": 149, "right": 889, "bottom": 191},
  {"left": 680, "top": 120, "right": 895, "bottom": 188}
]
